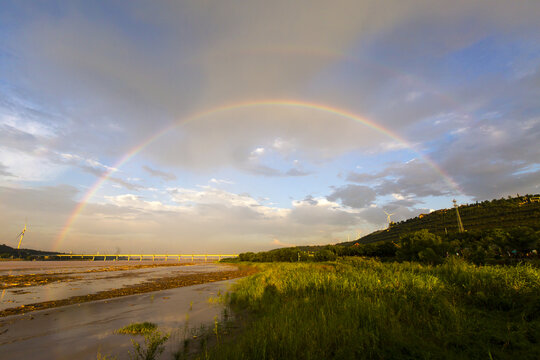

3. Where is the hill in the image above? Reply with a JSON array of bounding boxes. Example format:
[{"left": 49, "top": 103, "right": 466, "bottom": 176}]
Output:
[
  {"left": 0, "top": 243, "right": 61, "bottom": 259},
  {"left": 343, "top": 194, "right": 540, "bottom": 245}
]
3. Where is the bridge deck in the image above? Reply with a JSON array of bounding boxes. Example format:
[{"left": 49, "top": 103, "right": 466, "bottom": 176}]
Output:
[{"left": 54, "top": 254, "right": 238, "bottom": 261}]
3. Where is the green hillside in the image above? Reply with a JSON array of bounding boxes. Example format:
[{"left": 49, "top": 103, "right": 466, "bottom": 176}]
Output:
[{"left": 345, "top": 194, "right": 540, "bottom": 245}]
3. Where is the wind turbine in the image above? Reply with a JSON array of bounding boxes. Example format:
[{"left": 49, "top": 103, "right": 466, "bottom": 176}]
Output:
[
  {"left": 16, "top": 223, "right": 27, "bottom": 250},
  {"left": 383, "top": 211, "right": 395, "bottom": 228}
]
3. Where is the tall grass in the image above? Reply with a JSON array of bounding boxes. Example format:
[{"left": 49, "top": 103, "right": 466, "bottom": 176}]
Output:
[{"left": 196, "top": 258, "right": 540, "bottom": 359}]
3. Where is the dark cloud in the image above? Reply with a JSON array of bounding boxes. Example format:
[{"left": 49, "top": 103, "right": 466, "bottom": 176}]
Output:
[
  {"left": 386, "top": 198, "right": 422, "bottom": 208},
  {"left": 285, "top": 168, "right": 311, "bottom": 177},
  {"left": 347, "top": 159, "right": 456, "bottom": 198},
  {"left": 327, "top": 184, "right": 377, "bottom": 208},
  {"left": 241, "top": 163, "right": 283, "bottom": 177},
  {"left": 0, "top": 163, "right": 14, "bottom": 177},
  {"left": 241, "top": 163, "right": 311, "bottom": 177},
  {"left": 1, "top": 1, "right": 540, "bottom": 252},
  {"left": 143, "top": 165, "right": 177, "bottom": 181},
  {"left": 77, "top": 165, "right": 142, "bottom": 191},
  {"left": 302, "top": 195, "right": 318, "bottom": 206},
  {"left": 346, "top": 172, "right": 381, "bottom": 183},
  {"left": 0, "top": 124, "right": 40, "bottom": 152},
  {"left": 289, "top": 200, "right": 359, "bottom": 226},
  {"left": 435, "top": 112, "right": 540, "bottom": 200},
  {"left": 359, "top": 205, "right": 430, "bottom": 227}
]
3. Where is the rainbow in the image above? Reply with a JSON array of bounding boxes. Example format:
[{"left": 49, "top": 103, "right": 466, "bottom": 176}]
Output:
[{"left": 54, "top": 99, "right": 462, "bottom": 250}]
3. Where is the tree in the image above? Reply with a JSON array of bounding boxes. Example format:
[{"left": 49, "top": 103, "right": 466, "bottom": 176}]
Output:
[{"left": 397, "top": 230, "right": 444, "bottom": 264}]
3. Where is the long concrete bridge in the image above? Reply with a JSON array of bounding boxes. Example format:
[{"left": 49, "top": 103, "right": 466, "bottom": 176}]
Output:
[{"left": 55, "top": 254, "right": 238, "bottom": 261}]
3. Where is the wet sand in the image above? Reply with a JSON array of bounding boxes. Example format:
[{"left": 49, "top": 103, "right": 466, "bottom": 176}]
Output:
[
  {"left": 0, "top": 262, "right": 195, "bottom": 290},
  {"left": 0, "top": 279, "right": 236, "bottom": 359},
  {"left": 0, "top": 260, "right": 198, "bottom": 274},
  {"left": 0, "top": 262, "right": 255, "bottom": 316}
]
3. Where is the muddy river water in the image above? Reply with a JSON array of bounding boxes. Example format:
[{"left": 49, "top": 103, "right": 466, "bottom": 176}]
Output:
[
  {"left": 0, "top": 261, "right": 249, "bottom": 359},
  {"left": 0, "top": 261, "right": 226, "bottom": 311}
]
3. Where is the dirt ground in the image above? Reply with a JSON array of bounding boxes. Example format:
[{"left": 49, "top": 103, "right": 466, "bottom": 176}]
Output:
[{"left": 0, "top": 262, "right": 196, "bottom": 290}]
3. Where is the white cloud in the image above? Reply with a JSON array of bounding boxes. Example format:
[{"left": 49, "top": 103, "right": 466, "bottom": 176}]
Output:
[
  {"left": 85, "top": 158, "right": 118, "bottom": 172},
  {"left": 209, "top": 178, "right": 234, "bottom": 185},
  {"left": 1, "top": 1, "right": 540, "bottom": 252},
  {"left": 167, "top": 186, "right": 288, "bottom": 219},
  {"left": 248, "top": 147, "right": 265, "bottom": 161},
  {"left": 60, "top": 152, "right": 118, "bottom": 172},
  {"left": 1, "top": 114, "right": 56, "bottom": 138},
  {"left": 272, "top": 138, "right": 296, "bottom": 156},
  {"left": 104, "top": 194, "right": 188, "bottom": 213},
  {"left": 0, "top": 148, "right": 65, "bottom": 182}
]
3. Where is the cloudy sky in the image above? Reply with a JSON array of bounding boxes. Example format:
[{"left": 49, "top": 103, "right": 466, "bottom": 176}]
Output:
[{"left": 1, "top": 1, "right": 539, "bottom": 253}]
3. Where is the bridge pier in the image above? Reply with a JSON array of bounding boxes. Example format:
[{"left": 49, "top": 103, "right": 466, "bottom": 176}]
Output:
[{"left": 152, "top": 255, "right": 155, "bottom": 261}]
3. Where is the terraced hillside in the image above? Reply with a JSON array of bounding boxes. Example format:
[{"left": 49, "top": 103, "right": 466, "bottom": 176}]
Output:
[{"left": 344, "top": 195, "right": 540, "bottom": 245}]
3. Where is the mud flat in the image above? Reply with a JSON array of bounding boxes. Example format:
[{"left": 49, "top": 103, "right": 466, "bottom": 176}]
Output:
[
  {"left": 0, "top": 262, "right": 255, "bottom": 315},
  {"left": 0, "top": 279, "right": 237, "bottom": 359}
]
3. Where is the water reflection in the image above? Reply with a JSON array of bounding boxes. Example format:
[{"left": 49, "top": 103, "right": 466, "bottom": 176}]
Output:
[{"left": 0, "top": 261, "right": 229, "bottom": 311}]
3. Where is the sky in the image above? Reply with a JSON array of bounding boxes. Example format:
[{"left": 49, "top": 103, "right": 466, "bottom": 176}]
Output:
[{"left": 1, "top": 1, "right": 539, "bottom": 254}]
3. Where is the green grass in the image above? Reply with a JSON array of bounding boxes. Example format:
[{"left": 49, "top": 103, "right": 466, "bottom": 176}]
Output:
[
  {"left": 115, "top": 322, "right": 157, "bottom": 335},
  {"left": 114, "top": 322, "right": 169, "bottom": 360},
  {"left": 194, "top": 258, "right": 540, "bottom": 359}
]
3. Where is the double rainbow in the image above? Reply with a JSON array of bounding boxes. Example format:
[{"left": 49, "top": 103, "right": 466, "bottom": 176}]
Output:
[{"left": 53, "top": 99, "right": 462, "bottom": 250}]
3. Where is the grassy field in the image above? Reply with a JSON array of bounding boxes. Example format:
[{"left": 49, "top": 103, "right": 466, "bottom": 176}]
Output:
[{"left": 193, "top": 258, "right": 539, "bottom": 359}]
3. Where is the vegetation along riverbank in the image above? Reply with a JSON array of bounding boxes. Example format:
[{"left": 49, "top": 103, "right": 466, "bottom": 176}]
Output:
[{"left": 183, "top": 258, "right": 539, "bottom": 359}]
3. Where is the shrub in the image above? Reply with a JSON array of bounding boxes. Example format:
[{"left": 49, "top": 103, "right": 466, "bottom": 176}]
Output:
[
  {"left": 314, "top": 249, "right": 337, "bottom": 261},
  {"left": 397, "top": 230, "right": 444, "bottom": 264}
]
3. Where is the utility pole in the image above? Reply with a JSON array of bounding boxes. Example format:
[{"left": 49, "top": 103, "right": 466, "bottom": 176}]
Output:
[{"left": 453, "top": 199, "right": 464, "bottom": 233}]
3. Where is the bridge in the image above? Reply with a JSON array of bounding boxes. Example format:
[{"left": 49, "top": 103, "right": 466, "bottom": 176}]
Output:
[{"left": 55, "top": 254, "right": 238, "bottom": 261}]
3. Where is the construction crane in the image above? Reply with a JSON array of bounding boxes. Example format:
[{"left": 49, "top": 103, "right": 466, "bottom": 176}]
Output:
[
  {"left": 16, "top": 223, "right": 27, "bottom": 249},
  {"left": 383, "top": 211, "right": 395, "bottom": 228},
  {"left": 453, "top": 200, "right": 465, "bottom": 233}
]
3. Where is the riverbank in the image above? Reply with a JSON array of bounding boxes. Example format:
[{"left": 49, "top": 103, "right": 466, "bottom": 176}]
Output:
[
  {"left": 0, "top": 279, "right": 237, "bottom": 359},
  {"left": 0, "top": 262, "right": 256, "bottom": 316},
  {"left": 193, "top": 258, "right": 540, "bottom": 359},
  {"left": 0, "top": 262, "right": 196, "bottom": 289}
]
